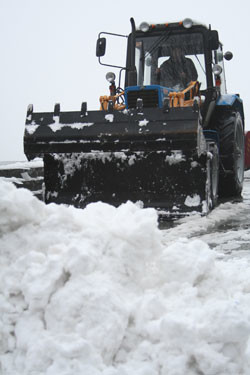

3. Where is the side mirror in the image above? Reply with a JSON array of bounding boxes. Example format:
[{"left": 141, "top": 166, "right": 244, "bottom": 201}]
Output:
[
  {"left": 224, "top": 51, "right": 233, "bottom": 61},
  {"left": 96, "top": 37, "right": 106, "bottom": 57},
  {"left": 210, "top": 30, "right": 219, "bottom": 50}
]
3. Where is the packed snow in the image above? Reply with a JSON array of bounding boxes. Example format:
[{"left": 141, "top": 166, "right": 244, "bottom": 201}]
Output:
[{"left": 1, "top": 178, "right": 250, "bottom": 374}]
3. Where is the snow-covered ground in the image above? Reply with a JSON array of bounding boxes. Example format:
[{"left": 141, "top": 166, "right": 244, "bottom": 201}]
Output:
[
  {"left": 1, "top": 172, "right": 250, "bottom": 374},
  {"left": 0, "top": 159, "right": 43, "bottom": 170}
]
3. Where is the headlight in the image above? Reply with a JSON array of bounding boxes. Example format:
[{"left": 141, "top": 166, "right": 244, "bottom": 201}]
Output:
[
  {"left": 139, "top": 22, "right": 150, "bottom": 32},
  {"left": 106, "top": 72, "right": 116, "bottom": 83},
  {"left": 183, "top": 18, "right": 193, "bottom": 29},
  {"left": 212, "top": 64, "right": 223, "bottom": 76},
  {"left": 217, "top": 52, "right": 224, "bottom": 62},
  {"left": 145, "top": 56, "right": 152, "bottom": 66}
]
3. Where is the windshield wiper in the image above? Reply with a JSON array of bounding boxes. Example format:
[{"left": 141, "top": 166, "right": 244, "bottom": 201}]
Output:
[
  {"left": 195, "top": 55, "right": 206, "bottom": 75},
  {"left": 143, "top": 30, "right": 172, "bottom": 60}
]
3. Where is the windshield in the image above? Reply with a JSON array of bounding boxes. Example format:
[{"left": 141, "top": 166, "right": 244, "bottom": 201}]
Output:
[{"left": 135, "top": 32, "right": 206, "bottom": 91}]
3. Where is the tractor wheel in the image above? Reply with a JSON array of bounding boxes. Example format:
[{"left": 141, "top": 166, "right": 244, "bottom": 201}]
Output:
[{"left": 218, "top": 111, "right": 245, "bottom": 197}]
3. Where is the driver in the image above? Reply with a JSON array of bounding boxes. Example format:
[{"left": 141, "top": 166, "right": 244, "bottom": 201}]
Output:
[{"left": 156, "top": 47, "right": 198, "bottom": 90}]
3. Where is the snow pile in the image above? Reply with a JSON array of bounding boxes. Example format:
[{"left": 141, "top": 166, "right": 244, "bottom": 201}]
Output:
[{"left": 1, "top": 180, "right": 250, "bottom": 374}]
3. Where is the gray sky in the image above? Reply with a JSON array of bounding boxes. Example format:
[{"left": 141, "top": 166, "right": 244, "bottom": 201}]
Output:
[{"left": 0, "top": 0, "right": 249, "bottom": 161}]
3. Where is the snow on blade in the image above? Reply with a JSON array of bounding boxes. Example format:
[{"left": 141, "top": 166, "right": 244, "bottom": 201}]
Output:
[
  {"left": 165, "top": 151, "right": 185, "bottom": 165},
  {"left": 185, "top": 194, "right": 201, "bottom": 207},
  {"left": 70, "top": 122, "right": 94, "bottom": 129},
  {"left": 105, "top": 114, "right": 114, "bottom": 122},
  {"left": 138, "top": 119, "right": 149, "bottom": 126},
  {"left": 25, "top": 124, "right": 39, "bottom": 135},
  {"left": 48, "top": 122, "right": 94, "bottom": 132},
  {"left": 1, "top": 180, "right": 250, "bottom": 374}
]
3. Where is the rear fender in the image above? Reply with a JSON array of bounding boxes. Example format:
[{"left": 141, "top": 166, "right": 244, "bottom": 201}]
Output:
[{"left": 216, "top": 94, "right": 245, "bottom": 128}]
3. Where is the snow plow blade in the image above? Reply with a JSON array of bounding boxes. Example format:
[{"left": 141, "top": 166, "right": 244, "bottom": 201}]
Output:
[{"left": 24, "top": 105, "right": 210, "bottom": 217}]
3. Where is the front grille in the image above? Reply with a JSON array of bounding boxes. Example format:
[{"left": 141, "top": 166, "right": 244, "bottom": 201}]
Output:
[{"left": 127, "top": 89, "right": 159, "bottom": 109}]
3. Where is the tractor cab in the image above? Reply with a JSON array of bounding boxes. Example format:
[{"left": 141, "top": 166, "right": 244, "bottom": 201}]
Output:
[
  {"left": 134, "top": 24, "right": 205, "bottom": 91},
  {"left": 97, "top": 18, "right": 232, "bottom": 113}
]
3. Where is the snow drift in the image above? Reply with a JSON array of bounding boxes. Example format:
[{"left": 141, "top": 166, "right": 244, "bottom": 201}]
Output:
[{"left": 1, "top": 180, "right": 250, "bottom": 374}]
